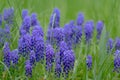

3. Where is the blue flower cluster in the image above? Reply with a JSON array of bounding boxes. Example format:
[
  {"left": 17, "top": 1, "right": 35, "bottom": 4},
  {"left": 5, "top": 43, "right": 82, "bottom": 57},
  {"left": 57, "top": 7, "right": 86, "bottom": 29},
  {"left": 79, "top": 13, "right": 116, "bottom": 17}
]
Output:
[
  {"left": 55, "top": 52, "right": 61, "bottom": 77},
  {"left": 0, "top": 8, "right": 14, "bottom": 48},
  {"left": 114, "top": 50, "right": 120, "bottom": 72},
  {"left": 86, "top": 55, "right": 92, "bottom": 70},
  {"left": 49, "top": 8, "right": 60, "bottom": 29},
  {"left": 0, "top": 27, "right": 10, "bottom": 48},
  {"left": 3, "top": 8, "right": 14, "bottom": 25},
  {"left": 3, "top": 42, "right": 19, "bottom": 67},
  {"left": 18, "top": 9, "right": 44, "bottom": 77},
  {"left": 0, "top": 14, "right": 2, "bottom": 26},
  {"left": 25, "top": 60, "right": 32, "bottom": 77},
  {"left": 2, "top": 7, "right": 120, "bottom": 78},
  {"left": 46, "top": 44, "right": 54, "bottom": 71},
  {"left": 107, "top": 38, "right": 113, "bottom": 53},
  {"left": 62, "top": 50, "right": 75, "bottom": 76}
]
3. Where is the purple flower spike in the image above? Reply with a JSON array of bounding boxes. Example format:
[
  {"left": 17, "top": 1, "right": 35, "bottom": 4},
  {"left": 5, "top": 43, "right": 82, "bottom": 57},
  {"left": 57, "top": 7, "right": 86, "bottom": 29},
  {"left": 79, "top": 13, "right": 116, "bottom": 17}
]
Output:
[
  {"left": 84, "top": 21, "right": 94, "bottom": 43},
  {"left": 74, "top": 25, "right": 82, "bottom": 44},
  {"left": 53, "top": 28, "right": 65, "bottom": 46},
  {"left": 31, "top": 36, "right": 44, "bottom": 62},
  {"left": 87, "top": 20, "right": 94, "bottom": 29},
  {"left": 114, "top": 50, "right": 120, "bottom": 72},
  {"left": 0, "top": 28, "right": 4, "bottom": 47},
  {"left": 3, "top": 8, "right": 14, "bottom": 24},
  {"left": 49, "top": 8, "right": 60, "bottom": 28},
  {"left": 22, "top": 16, "right": 31, "bottom": 33},
  {"left": 0, "top": 14, "right": 2, "bottom": 26},
  {"left": 31, "top": 13, "right": 39, "bottom": 26},
  {"left": 3, "top": 42, "right": 11, "bottom": 67},
  {"left": 4, "top": 24, "right": 11, "bottom": 41},
  {"left": 22, "top": 9, "right": 28, "bottom": 19},
  {"left": 62, "top": 50, "right": 75, "bottom": 75},
  {"left": 114, "top": 50, "right": 120, "bottom": 57},
  {"left": 55, "top": 52, "right": 61, "bottom": 77},
  {"left": 4, "top": 24, "right": 10, "bottom": 34},
  {"left": 86, "top": 55, "right": 92, "bottom": 70},
  {"left": 64, "top": 22, "right": 74, "bottom": 49},
  {"left": 96, "top": 21, "right": 104, "bottom": 39},
  {"left": 18, "top": 34, "right": 32, "bottom": 56},
  {"left": 115, "top": 38, "right": 120, "bottom": 50},
  {"left": 11, "top": 49, "right": 19, "bottom": 65},
  {"left": 25, "top": 60, "right": 32, "bottom": 77},
  {"left": 0, "top": 26, "right": 10, "bottom": 47},
  {"left": 55, "top": 63, "right": 61, "bottom": 77},
  {"left": 35, "top": 36, "right": 44, "bottom": 62},
  {"left": 59, "top": 41, "right": 69, "bottom": 62},
  {"left": 32, "top": 25, "right": 44, "bottom": 37},
  {"left": 29, "top": 50, "right": 36, "bottom": 65},
  {"left": 76, "top": 12, "right": 84, "bottom": 26},
  {"left": 107, "top": 38, "right": 113, "bottom": 53},
  {"left": 19, "top": 28, "right": 27, "bottom": 37},
  {"left": 46, "top": 44, "right": 54, "bottom": 71}
]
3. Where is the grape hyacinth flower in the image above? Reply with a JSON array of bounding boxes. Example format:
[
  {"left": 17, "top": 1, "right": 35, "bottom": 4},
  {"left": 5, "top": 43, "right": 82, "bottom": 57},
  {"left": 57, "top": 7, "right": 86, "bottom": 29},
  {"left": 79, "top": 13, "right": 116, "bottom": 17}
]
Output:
[
  {"left": 62, "top": 50, "right": 75, "bottom": 76},
  {"left": 0, "top": 28, "right": 5, "bottom": 47},
  {"left": 22, "top": 9, "right": 28, "bottom": 19},
  {"left": 31, "top": 13, "right": 39, "bottom": 26},
  {"left": 25, "top": 60, "right": 32, "bottom": 77},
  {"left": 19, "top": 28, "right": 27, "bottom": 37},
  {"left": 32, "top": 25, "right": 44, "bottom": 37},
  {"left": 55, "top": 62, "right": 62, "bottom": 77},
  {"left": 53, "top": 27, "right": 65, "bottom": 46},
  {"left": 87, "top": 20, "right": 94, "bottom": 30},
  {"left": 76, "top": 12, "right": 84, "bottom": 26},
  {"left": 47, "top": 8, "right": 61, "bottom": 44},
  {"left": 64, "top": 21, "right": 75, "bottom": 49},
  {"left": 49, "top": 8, "right": 60, "bottom": 29},
  {"left": 114, "top": 50, "right": 120, "bottom": 57},
  {"left": 107, "top": 38, "right": 113, "bottom": 53},
  {"left": 3, "top": 42, "right": 11, "bottom": 68},
  {"left": 46, "top": 44, "right": 54, "bottom": 71},
  {"left": 4, "top": 24, "right": 10, "bottom": 34},
  {"left": 114, "top": 50, "right": 120, "bottom": 72},
  {"left": 22, "top": 16, "right": 31, "bottom": 33},
  {"left": 55, "top": 52, "right": 61, "bottom": 77},
  {"left": 18, "top": 34, "right": 32, "bottom": 57},
  {"left": 31, "top": 36, "right": 44, "bottom": 62},
  {"left": 86, "top": 55, "right": 92, "bottom": 70},
  {"left": 3, "top": 8, "right": 14, "bottom": 25},
  {"left": 84, "top": 21, "right": 94, "bottom": 43},
  {"left": 4, "top": 24, "right": 11, "bottom": 41},
  {"left": 29, "top": 50, "right": 36, "bottom": 66},
  {"left": 11, "top": 49, "right": 19, "bottom": 65},
  {"left": 0, "top": 24, "right": 11, "bottom": 47},
  {"left": 59, "top": 41, "right": 69, "bottom": 62},
  {"left": 96, "top": 21, "right": 104, "bottom": 40},
  {"left": 115, "top": 38, "right": 120, "bottom": 50},
  {"left": 0, "top": 14, "right": 2, "bottom": 26},
  {"left": 74, "top": 25, "right": 82, "bottom": 44}
]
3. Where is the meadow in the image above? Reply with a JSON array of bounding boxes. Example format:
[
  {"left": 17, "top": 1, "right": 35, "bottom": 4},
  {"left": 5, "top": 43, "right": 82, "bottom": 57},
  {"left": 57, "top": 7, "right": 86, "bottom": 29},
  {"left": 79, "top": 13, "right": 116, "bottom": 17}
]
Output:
[{"left": 0, "top": 0, "right": 120, "bottom": 80}]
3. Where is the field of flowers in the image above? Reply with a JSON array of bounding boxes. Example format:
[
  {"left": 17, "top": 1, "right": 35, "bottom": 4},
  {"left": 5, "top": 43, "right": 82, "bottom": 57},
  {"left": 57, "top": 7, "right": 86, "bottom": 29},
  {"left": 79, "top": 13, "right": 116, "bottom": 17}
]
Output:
[{"left": 0, "top": 0, "right": 120, "bottom": 80}]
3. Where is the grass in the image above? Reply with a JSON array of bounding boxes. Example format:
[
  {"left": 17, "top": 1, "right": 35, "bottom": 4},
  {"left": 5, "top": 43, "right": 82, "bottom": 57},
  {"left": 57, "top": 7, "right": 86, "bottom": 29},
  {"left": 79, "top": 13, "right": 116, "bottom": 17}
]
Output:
[{"left": 0, "top": 0, "right": 120, "bottom": 80}]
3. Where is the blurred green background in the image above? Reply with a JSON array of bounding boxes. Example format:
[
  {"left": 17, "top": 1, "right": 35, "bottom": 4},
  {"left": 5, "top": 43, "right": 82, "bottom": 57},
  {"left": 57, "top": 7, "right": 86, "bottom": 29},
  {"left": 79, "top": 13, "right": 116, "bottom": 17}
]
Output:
[{"left": 0, "top": 0, "right": 120, "bottom": 38}]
